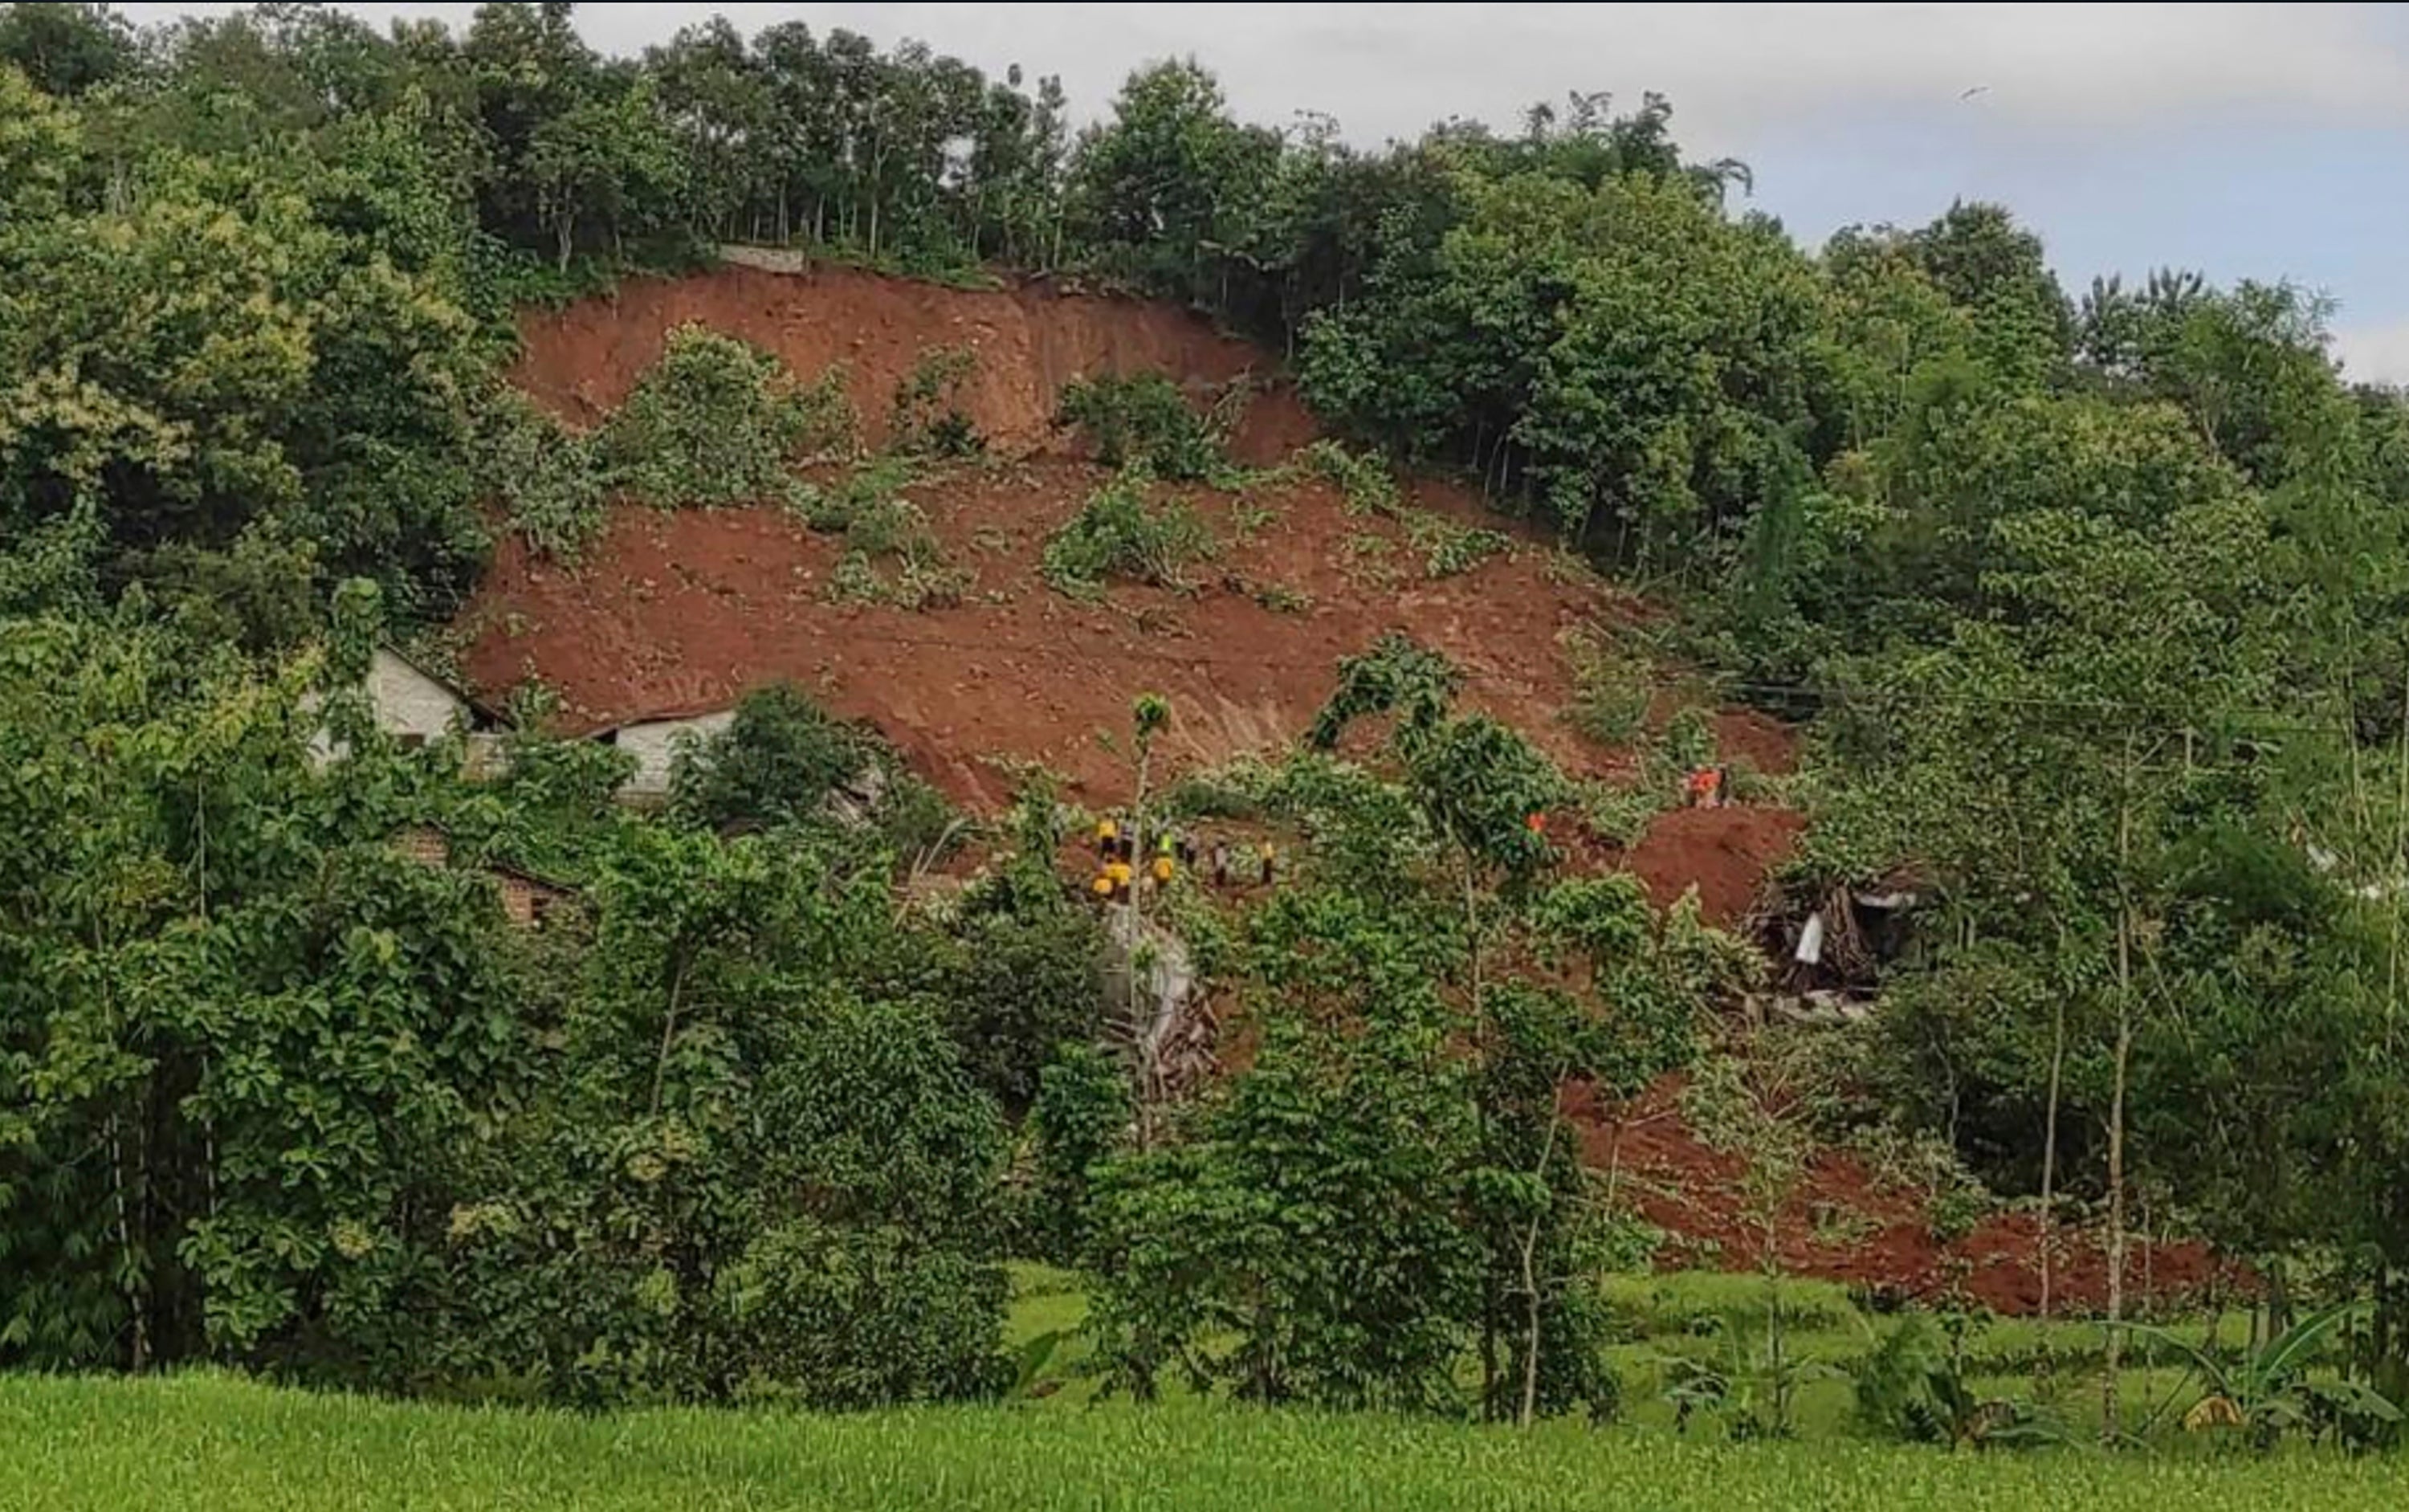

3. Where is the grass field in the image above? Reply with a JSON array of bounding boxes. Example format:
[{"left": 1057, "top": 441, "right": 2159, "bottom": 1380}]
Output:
[
  {"left": 6, "top": 1371, "right": 2407, "bottom": 1511},
  {"left": 1007, "top": 1264, "right": 2254, "bottom": 1438}
]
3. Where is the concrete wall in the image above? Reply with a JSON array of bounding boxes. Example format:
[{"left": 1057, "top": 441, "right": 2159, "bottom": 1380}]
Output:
[
  {"left": 608, "top": 711, "right": 736, "bottom": 800},
  {"left": 365, "top": 650, "right": 469, "bottom": 744},
  {"left": 308, "top": 650, "right": 470, "bottom": 766}
]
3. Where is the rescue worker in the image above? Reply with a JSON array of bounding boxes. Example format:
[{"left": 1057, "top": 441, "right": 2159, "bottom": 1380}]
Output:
[
  {"left": 1210, "top": 841, "right": 1230, "bottom": 889},
  {"left": 1258, "top": 839, "right": 1276, "bottom": 886},
  {"left": 1095, "top": 816, "right": 1119, "bottom": 860},
  {"left": 1685, "top": 767, "right": 1722, "bottom": 809},
  {"left": 1105, "top": 855, "right": 1135, "bottom": 902}
]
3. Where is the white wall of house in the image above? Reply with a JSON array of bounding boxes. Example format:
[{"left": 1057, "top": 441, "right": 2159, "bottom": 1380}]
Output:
[
  {"left": 607, "top": 710, "right": 736, "bottom": 800},
  {"left": 308, "top": 649, "right": 471, "bottom": 765}
]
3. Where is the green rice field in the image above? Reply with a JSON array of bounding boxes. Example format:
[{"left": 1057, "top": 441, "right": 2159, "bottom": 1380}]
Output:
[{"left": 4, "top": 1370, "right": 2406, "bottom": 1511}]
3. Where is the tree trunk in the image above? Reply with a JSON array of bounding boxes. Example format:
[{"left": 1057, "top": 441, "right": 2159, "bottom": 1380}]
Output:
[
  {"left": 555, "top": 213, "right": 574, "bottom": 274},
  {"left": 2101, "top": 759, "right": 2135, "bottom": 1445},
  {"left": 1517, "top": 1103, "right": 1565, "bottom": 1428},
  {"left": 649, "top": 955, "right": 690, "bottom": 1121},
  {"left": 2040, "top": 981, "right": 2066, "bottom": 1321}
]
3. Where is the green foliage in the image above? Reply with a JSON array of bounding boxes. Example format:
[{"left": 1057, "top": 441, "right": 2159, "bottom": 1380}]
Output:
[
  {"left": 1404, "top": 510, "right": 1513, "bottom": 579},
  {"left": 890, "top": 346, "right": 984, "bottom": 458},
  {"left": 670, "top": 682, "right": 955, "bottom": 860},
  {"left": 479, "top": 390, "right": 604, "bottom": 558},
  {"left": 1089, "top": 1011, "right": 1484, "bottom": 1411},
  {"left": 597, "top": 325, "right": 854, "bottom": 506},
  {"left": 1027, "top": 1043, "right": 1131, "bottom": 1262},
  {"left": 2132, "top": 1303, "right": 2403, "bottom": 1446},
  {"left": 1565, "top": 630, "right": 1655, "bottom": 747},
  {"left": 939, "top": 850, "right": 1107, "bottom": 1118},
  {"left": 1307, "top": 633, "right": 1465, "bottom": 751},
  {"left": 1301, "top": 440, "right": 1405, "bottom": 517},
  {"left": 1054, "top": 373, "right": 1233, "bottom": 481},
  {"left": 1039, "top": 469, "right": 1217, "bottom": 600},
  {"left": 1847, "top": 1315, "right": 2066, "bottom": 1449}
]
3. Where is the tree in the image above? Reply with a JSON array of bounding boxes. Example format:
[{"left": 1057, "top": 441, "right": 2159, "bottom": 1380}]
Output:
[{"left": 0, "top": 2, "right": 132, "bottom": 98}]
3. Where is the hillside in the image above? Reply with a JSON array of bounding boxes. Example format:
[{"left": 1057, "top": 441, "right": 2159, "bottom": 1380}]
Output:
[
  {"left": 461, "top": 262, "right": 1799, "bottom": 919},
  {"left": 448, "top": 261, "right": 2232, "bottom": 1314}
]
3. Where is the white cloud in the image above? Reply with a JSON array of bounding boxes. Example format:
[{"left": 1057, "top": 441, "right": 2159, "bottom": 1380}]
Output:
[
  {"left": 2335, "top": 319, "right": 2409, "bottom": 387},
  {"left": 119, "top": 3, "right": 2409, "bottom": 152}
]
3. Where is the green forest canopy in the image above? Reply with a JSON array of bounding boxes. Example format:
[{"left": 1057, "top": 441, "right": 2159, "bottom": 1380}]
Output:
[{"left": 7, "top": 0, "right": 2409, "bottom": 1446}]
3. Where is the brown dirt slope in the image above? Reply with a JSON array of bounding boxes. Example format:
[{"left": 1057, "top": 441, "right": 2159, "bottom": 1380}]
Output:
[
  {"left": 467, "top": 261, "right": 1802, "bottom": 920},
  {"left": 510, "top": 262, "right": 1312, "bottom": 462},
  {"left": 1563, "top": 1078, "right": 2229, "bottom": 1316}
]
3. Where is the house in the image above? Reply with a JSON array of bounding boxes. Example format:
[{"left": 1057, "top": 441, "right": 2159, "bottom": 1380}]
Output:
[
  {"left": 492, "top": 863, "right": 574, "bottom": 928},
  {"left": 310, "top": 647, "right": 507, "bottom": 767},
  {"left": 389, "top": 822, "right": 574, "bottom": 930},
  {"left": 594, "top": 708, "right": 736, "bottom": 803}
]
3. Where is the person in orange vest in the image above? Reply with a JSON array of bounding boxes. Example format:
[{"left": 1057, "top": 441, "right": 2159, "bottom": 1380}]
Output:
[{"left": 1685, "top": 767, "right": 1722, "bottom": 809}]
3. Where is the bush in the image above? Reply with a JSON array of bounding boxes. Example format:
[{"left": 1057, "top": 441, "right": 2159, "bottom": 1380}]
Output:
[
  {"left": 1404, "top": 510, "right": 1510, "bottom": 578},
  {"left": 1026, "top": 1042, "right": 1131, "bottom": 1261},
  {"left": 941, "top": 862, "right": 1108, "bottom": 1117},
  {"left": 1566, "top": 632, "right": 1655, "bottom": 748},
  {"left": 715, "top": 1219, "right": 1010, "bottom": 1408},
  {"left": 1039, "top": 469, "right": 1216, "bottom": 600},
  {"left": 1301, "top": 439, "right": 1404, "bottom": 516},
  {"left": 890, "top": 346, "right": 983, "bottom": 458},
  {"left": 478, "top": 390, "right": 603, "bottom": 558},
  {"left": 671, "top": 682, "right": 956, "bottom": 856},
  {"left": 1054, "top": 373, "right": 1232, "bottom": 481},
  {"left": 793, "top": 459, "right": 970, "bottom": 611},
  {"left": 597, "top": 325, "right": 854, "bottom": 505}
]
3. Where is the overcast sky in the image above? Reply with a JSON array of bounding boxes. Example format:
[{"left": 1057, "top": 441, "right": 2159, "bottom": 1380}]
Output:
[{"left": 122, "top": 2, "right": 2409, "bottom": 381}]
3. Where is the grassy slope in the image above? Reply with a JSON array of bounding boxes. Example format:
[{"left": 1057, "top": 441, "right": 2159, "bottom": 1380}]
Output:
[{"left": 7, "top": 1372, "right": 2407, "bottom": 1512}]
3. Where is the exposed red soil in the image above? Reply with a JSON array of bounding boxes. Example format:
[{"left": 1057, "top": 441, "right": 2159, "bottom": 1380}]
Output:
[
  {"left": 510, "top": 262, "right": 1313, "bottom": 463},
  {"left": 463, "top": 460, "right": 1662, "bottom": 813},
  {"left": 1564, "top": 1078, "right": 2230, "bottom": 1317},
  {"left": 1622, "top": 805, "right": 1808, "bottom": 927}
]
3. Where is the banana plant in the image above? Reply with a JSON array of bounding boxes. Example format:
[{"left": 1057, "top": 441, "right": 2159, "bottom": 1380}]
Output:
[{"left": 2136, "top": 1302, "right": 2403, "bottom": 1445}]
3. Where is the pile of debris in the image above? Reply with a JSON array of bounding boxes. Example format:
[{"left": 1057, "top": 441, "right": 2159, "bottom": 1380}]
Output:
[{"left": 1747, "top": 873, "right": 1921, "bottom": 1028}]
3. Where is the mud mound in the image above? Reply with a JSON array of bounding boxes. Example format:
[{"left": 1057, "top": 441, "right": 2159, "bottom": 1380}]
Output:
[
  {"left": 461, "top": 461, "right": 1641, "bottom": 811},
  {"left": 509, "top": 260, "right": 1313, "bottom": 463},
  {"left": 1624, "top": 806, "right": 1807, "bottom": 925},
  {"left": 1564, "top": 1078, "right": 2229, "bottom": 1317}
]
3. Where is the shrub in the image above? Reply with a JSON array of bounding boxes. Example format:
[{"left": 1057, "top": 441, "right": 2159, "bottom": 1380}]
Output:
[
  {"left": 1054, "top": 373, "right": 1232, "bottom": 481},
  {"left": 1025, "top": 1041, "right": 1130, "bottom": 1261},
  {"left": 1039, "top": 469, "right": 1216, "bottom": 600},
  {"left": 1301, "top": 439, "right": 1404, "bottom": 516},
  {"left": 670, "top": 682, "right": 956, "bottom": 855},
  {"left": 597, "top": 325, "right": 854, "bottom": 505},
  {"left": 715, "top": 1219, "right": 1010, "bottom": 1408},
  {"left": 478, "top": 389, "right": 602, "bottom": 558},
  {"left": 891, "top": 345, "right": 983, "bottom": 458},
  {"left": 1404, "top": 510, "right": 1511, "bottom": 578},
  {"left": 793, "top": 460, "right": 969, "bottom": 612},
  {"left": 1566, "top": 632, "right": 1656, "bottom": 748}
]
